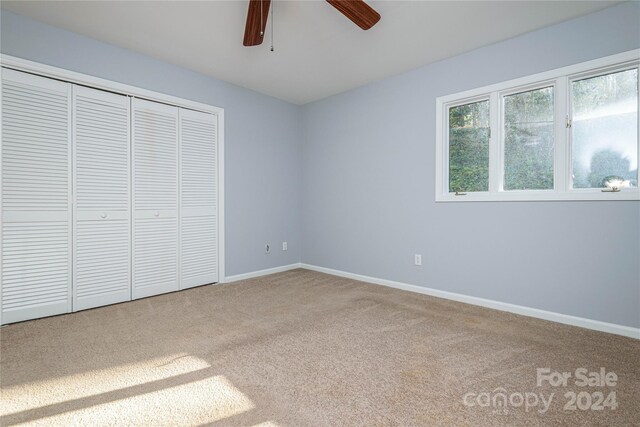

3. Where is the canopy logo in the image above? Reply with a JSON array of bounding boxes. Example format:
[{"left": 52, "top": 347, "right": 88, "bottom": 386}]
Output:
[
  {"left": 462, "top": 367, "right": 619, "bottom": 415},
  {"left": 463, "top": 389, "right": 553, "bottom": 415}
]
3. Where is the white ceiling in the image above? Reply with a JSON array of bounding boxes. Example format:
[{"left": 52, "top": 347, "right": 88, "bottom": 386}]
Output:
[{"left": 2, "top": 0, "right": 618, "bottom": 105}]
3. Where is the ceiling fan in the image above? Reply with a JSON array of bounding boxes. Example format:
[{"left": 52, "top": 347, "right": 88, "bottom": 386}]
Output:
[{"left": 243, "top": 0, "right": 381, "bottom": 47}]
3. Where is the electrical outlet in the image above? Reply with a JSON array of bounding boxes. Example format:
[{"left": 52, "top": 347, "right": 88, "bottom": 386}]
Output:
[
  {"left": 282, "top": 242, "right": 288, "bottom": 251},
  {"left": 414, "top": 254, "right": 422, "bottom": 266},
  {"left": 265, "top": 244, "right": 270, "bottom": 254}
]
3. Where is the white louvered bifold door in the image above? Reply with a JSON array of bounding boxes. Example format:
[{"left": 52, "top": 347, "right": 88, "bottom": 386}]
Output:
[
  {"left": 132, "top": 98, "right": 179, "bottom": 299},
  {"left": 180, "top": 109, "right": 218, "bottom": 289},
  {"left": 73, "top": 86, "right": 130, "bottom": 311},
  {"left": 1, "top": 68, "right": 72, "bottom": 324}
]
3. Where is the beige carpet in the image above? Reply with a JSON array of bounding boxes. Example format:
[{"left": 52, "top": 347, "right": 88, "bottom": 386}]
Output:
[{"left": 1, "top": 269, "right": 638, "bottom": 426}]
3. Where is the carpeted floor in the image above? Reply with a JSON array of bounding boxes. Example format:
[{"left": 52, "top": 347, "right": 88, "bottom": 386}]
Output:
[{"left": 0, "top": 269, "right": 638, "bottom": 426}]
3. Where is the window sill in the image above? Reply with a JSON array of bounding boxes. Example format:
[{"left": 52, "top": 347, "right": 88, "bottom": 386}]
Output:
[{"left": 435, "top": 189, "right": 640, "bottom": 202}]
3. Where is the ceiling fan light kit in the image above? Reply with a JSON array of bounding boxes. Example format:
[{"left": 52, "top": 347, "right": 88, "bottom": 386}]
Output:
[{"left": 243, "top": 0, "right": 380, "bottom": 49}]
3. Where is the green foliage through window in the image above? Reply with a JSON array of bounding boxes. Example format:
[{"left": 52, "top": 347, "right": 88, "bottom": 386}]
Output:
[
  {"left": 503, "top": 86, "right": 555, "bottom": 190},
  {"left": 448, "top": 101, "right": 489, "bottom": 192}
]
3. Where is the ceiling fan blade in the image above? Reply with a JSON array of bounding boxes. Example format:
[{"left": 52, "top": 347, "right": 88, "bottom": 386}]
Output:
[
  {"left": 326, "top": 0, "right": 380, "bottom": 30},
  {"left": 243, "top": 0, "right": 271, "bottom": 46}
]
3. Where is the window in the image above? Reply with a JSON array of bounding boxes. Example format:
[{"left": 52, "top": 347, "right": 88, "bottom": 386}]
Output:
[
  {"left": 503, "top": 86, "right": 555, "bottom": 191},
  {"left": 448, "top": 100, "right": 490, "bottom": 193},
  {"left": 571, "top": 69, "right": 638, "bottom": 190},
  {"left": 436, "top": 50, "right": 640, "bottom": 201}
]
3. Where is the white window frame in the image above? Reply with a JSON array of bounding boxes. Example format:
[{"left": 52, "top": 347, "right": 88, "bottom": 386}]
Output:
[
  {"left": 435, "top": 49, "right": 640, "bottom": 202},
  {"left": 443, "top": 96, "right": 492, "bottom": 195}
]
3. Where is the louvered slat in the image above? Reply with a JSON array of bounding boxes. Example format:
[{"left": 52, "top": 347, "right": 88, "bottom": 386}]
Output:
[
  {"left": 73, "top": 86, "right": 131, "bottom": 311},
  {"left": 75, "top": 90, "right": 129, "bottom": 211},
  {"left": 134, "top": 218, "right": 178, "bottom": 297},
  {"left": 75, "top": 221, "right": 129, "bottom": 297},
  {"left": 132, "top": 98, "right": 179, "bottom": 299},
  {"left": 133, "top": 104, "right": 178, "bottom": 211},
  {"left": 1, "top": 69, "right": 72, "bottom": 324},
  {"left": 180, "top": 109, "right": 218, "bottom": 289},
  {"left": 181, "top": 216, "right": 217, "bottom": 281}
]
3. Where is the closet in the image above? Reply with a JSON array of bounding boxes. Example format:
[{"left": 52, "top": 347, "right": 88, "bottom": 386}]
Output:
[{"left": 1, "top": 67, "right": 220, "bottom": 324}]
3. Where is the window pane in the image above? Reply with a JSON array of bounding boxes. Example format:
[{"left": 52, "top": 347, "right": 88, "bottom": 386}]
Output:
[
  {"left": 448, "top": 100, "right": 490, "bottom": 192},
  {"left": 571, "top": 68, "right": 638, "bottom": 189},
  {"left": 503, "top": 87, "right": 555, "bottom": 190}
]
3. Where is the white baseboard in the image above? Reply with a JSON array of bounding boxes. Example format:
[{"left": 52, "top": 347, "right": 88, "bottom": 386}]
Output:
[
  {"left": 300, "top": 263, "right": 640, "bottom": 340},
  {"left": 224, "top": 263, "right": 302, "bottom": 283}
]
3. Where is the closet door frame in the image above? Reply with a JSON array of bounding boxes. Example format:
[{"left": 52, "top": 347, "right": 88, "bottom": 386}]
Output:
[{"left": 1, "top": 55, "right": 225, "bottom": 325}]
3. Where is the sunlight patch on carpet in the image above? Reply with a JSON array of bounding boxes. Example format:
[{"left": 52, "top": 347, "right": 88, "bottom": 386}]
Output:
[
  {"left": 1, "top": 353, "right": 211, "bottom": 415},
  {"left": 5, "top": 374, "right": 254, "bottom": 426}
]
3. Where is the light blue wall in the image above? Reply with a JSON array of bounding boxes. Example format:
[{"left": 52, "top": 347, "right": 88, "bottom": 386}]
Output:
[
  {"left": 301, "top": 2, "right": 640, "bottom": 328},
  {"left": 2, "top": 3, "right": 639, "bottom": 328},
  {"left": 0, "top": 9, "right": 302, "bottom": 277}
]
